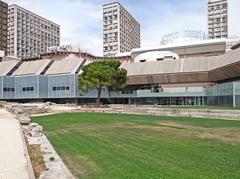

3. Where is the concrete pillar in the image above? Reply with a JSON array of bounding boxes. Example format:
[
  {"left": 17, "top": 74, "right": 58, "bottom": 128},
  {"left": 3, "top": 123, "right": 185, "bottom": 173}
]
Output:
[{"left": 233, "top": 82, "right": 236, "bottom": 108}]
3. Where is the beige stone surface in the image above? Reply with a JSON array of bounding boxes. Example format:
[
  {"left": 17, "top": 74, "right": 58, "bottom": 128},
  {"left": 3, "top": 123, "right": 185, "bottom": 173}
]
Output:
[{"left": 0, "top": 109, "right": 32, "bottom": 179}]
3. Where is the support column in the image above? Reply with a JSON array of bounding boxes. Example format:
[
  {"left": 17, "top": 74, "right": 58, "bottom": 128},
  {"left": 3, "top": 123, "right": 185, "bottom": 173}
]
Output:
[{"left": 233, "top": 82, "right": 236, "bottom": 108}]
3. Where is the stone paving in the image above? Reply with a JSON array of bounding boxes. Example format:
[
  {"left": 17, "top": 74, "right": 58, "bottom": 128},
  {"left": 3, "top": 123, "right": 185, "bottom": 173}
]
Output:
[{"left": 0, "top": 109, "right": 33, "bottom": 179}]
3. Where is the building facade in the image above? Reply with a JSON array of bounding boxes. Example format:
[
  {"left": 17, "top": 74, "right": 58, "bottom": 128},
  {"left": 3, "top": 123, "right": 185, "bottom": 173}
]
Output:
[
  {"left": 208, "top": 0, "right": 228, "bottom": 39},
  {"left": 103, "top": 2, "right": 141, "bottom": 57},
  {"left": 130, "top": 38, "right": 240, "bottom": 61},
  {"left": 7, "top": 4, "right": 60, "bottom": 59},
  {"left": 0, "top": 45, "right": 240, "bottom": 107},
  {"left": 1, "top": 47, "right": 240, "bottom": 107},
  {"left": 0, "top": 0, "right": 8, "bottom": 54}
]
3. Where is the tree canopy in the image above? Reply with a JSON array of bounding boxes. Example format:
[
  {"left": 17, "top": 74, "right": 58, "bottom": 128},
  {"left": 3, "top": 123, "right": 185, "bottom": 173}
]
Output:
[{"left": 78, "top": 60, "right": 127, "bottom": 107}]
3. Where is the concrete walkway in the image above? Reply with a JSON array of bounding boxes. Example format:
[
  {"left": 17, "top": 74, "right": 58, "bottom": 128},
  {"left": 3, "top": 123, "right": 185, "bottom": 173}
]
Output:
[{"left": 0, "top": 109, "right": 32, "bottom": 179}]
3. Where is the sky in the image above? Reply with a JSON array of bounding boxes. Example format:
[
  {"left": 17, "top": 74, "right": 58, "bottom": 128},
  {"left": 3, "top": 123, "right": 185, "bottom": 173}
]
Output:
[{"left": 4, "top": 0, "right": 240, "bottom": 56}]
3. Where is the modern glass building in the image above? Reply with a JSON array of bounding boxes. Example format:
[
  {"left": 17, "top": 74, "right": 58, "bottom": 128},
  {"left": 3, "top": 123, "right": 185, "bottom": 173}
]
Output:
[{"left": 0, "top": 47, "right": 240, "bottom": 107}]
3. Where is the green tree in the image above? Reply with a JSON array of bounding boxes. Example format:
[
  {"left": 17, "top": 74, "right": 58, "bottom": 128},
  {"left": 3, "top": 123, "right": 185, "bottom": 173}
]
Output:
[{"left": 78, "top": 60, "right": 127, "bottom": 107}]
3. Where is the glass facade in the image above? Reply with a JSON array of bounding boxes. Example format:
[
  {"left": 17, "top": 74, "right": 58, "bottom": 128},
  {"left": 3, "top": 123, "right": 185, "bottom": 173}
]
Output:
[
  {"left": 206, "top": 81, "right": 240, "bottom": 107},
  {"left": 47, "top": 75, "right": 76, "bottom": 98},
  {"left": 0, "top": 74, "right": 240, "bottom": 107},
  {"left": 2, "top": 76, "right": 15, "bottom": 99}
]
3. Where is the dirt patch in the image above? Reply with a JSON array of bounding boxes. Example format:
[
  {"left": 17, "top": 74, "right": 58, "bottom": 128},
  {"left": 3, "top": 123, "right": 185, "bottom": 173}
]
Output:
[
  {"left": 195, "top": 128, "right": 240, "bottom": 145},
  {"left": 61, "top": 154, "right": 100, "bottom": 178},
  {"left": 23, "top": 126, "right": 46, "bottom": 178},
  {"left": 131, "top": 121, "right": 240, "bottom": 145},
  {"left": 65, "top": 121, "right": 240, "bottom": 145},
  {"left": 27, "top": 143, "right": 46, "bottom": 178}
]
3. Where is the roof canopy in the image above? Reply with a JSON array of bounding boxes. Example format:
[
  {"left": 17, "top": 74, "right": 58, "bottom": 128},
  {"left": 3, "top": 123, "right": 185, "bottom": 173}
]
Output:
[
  {"left": 45, "top": 54, "right": 84, "bottom": 75},
  {"left": 0, "top": 60, "right": 19, "bottom": 76},
  {"left": 122, "top": 48, "right": 240, "bottom": 85},
  {"left": 12, "top": 59, "right": 51, "bottom": 76}
]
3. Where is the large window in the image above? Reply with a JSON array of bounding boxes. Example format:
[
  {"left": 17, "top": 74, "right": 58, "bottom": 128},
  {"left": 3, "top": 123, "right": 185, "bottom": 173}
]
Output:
[
  {"left": 22, "top": 87, "right": 34, "bottom": 91},
  {"left": 52, "top": 86, "right": 70, "bottom": 91},
  {"left": 3, "top": 87, "right": 15, "bottom": 92}
]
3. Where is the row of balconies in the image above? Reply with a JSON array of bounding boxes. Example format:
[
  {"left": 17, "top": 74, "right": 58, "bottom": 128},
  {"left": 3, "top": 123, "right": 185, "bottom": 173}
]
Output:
[
  {"left": 103, "top": 49, "right": 118, "bottom": 53},
  {"left": 103, "top": 41, "right": 118, "bottom": 46},
  {"left": 209, "top": 26, "right": 227, "bottom": 31},
  {"left": 120, "top": 30, "right": 140, "bottom": 37},
  {"left": 209, "top": 30, "right": 228, "bottom": 34},
  {"left": 103, "top": 39, "right": 118, "bottom": 44},
  {"left": 208, "top": 14, "right": 226, "bottom": 19},
  {"left": 15, "top": 25, "right": 59, "bottom": 34},
  {"left": 103, "top": 14, "right": 118, "bottom": 20},
  {"left": 209, "top": 27, "right": 228, "bottom": 31},
  {"left": 15, "top": 35, "right": 59, "bottom": 40},
  {"left": 16, "top": 10, "right": 59, "bottom": 26},
  {"left": 120, "top": 33, "right": 140, "bottom": 41},
  {"left": 13, "top": 40, "right": 57, "bottom": 46},
  {"left": 208, "top": 18, "right": 227, "bottom": 22},
  {"left": 208, "top": 7, "right": 227, "bottom": 13},
  {"left": 208, "top": 15, "right": 227, "bottom": 20},
  {"left": 103, "top": 20, "right": 118, "bottom": 25},
  {"left": 103, "top": 9, "right": 118, "bottom": 14},
  {"left": 15, "top": 41, "right": 58, "bottom": 47},
  {"left": 103, "top": 25, "right": 118, "bottom": 30},
  {"left": 209, "top": 25, "right": 228, "bottom": 28},
  {"left": 0, "top": 17, "right": 7, "bottom": 23},
  {"left": 15, "top": 38, "right": 58, "bottom": 43},
  {"left": 103, "top": 36, "right": 118, "bottom": 39},
  {"left": 15, "top": 18, "right": 59, "bottom": 28},
  {"left": 0, "top": 9, "right": 7, "bottom": 16},
  {"left": 15, "top": 23, "right": 59, "bottom": 32},
  {"left": 103, "top": 44, "right": 118, "bottom": 51},
  {"left": 17, "top": 21, "right": 59, "bottom": 30},
  {"left": 0, "top": 25, "right": 7, "bottom": 31},
  {"left": 103, "top": 29, "right": 118, "bottom": 34},
  {"left": 209, "top": 32, "right": 228, "bottom": 37},
  {"left": 208, "top": 9, "right": 227, "bottom": 15},
  {"left": 104, "top": 31, "right": 118, "bottom": 37},
  {"left": 208, "top": 23, "right": 227, "bottom": 28}
]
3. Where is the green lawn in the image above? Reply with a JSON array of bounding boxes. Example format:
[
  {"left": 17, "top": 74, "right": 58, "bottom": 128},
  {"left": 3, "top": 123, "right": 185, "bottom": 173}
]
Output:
[{"left": 32, "top": 113, "right": 240, "bottom": 179}]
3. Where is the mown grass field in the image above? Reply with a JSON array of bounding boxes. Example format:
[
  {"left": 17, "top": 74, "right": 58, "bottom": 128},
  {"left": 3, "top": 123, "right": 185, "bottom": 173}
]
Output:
[{"left": 32, "top": 113, "right": 240, "bottom": 179}]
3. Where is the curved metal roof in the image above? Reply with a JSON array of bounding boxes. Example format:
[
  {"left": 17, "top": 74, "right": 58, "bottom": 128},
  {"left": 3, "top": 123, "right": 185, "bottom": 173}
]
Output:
[
  {"left": 45, "top": 54, "right": 85, "bottom": 75},
  {"left": 122, "top": 48, "right": 240, "bottom": 85},
  {"left": 12, "top": 59, "right": 52, "bottom": 76},
  {"left": 0, "top": 60, "right": 19, "bottom": 76}
]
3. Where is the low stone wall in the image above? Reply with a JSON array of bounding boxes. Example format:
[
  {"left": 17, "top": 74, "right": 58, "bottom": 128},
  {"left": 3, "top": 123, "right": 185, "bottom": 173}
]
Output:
[
  {"left": 0, "top": 101, "right": 79, "bottom": 116},
  {"left": 106, "top": 105, "right": 240, "bottom": 120},
  {"left": 1, "top": 101, "right": 239, "bottom": 120},
  {"left": 0, "top": 101, "right": 50, "bottom": 115},
  {"left": 75, "top": 105, "right": 240, "bottom": 120}
]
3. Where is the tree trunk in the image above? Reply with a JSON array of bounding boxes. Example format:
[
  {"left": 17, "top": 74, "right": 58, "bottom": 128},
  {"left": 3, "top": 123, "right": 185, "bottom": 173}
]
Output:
[{"left": 96, "top": 86, "right": 102, "bottom": 108}]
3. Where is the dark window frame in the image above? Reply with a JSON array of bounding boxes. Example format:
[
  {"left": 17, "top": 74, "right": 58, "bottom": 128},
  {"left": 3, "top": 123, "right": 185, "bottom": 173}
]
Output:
[
  {"left": 52, "top": 86, "right": 70, "bottom": 91},
  {"left": 22, "top": 86, "right": 34, "bottom": 91}
]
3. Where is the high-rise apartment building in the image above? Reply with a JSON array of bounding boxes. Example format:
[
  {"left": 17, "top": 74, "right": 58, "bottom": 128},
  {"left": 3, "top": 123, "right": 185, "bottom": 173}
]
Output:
[
  {"left": 7, "top": 4, "right": 60, "bottom": 59},
  {"left": 103, "top": 2, "right": 140, "bottom": 57},
  {"left": 0, "top": 0, "right": 8, "bottom": 54},
  {"left": 208, "top": 0, "right": 228, "bottom": 39}
]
